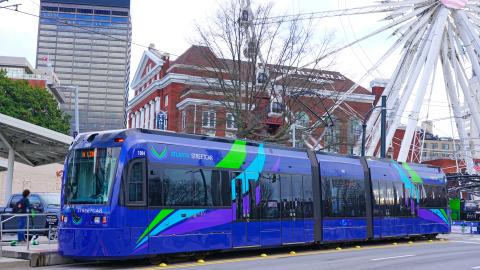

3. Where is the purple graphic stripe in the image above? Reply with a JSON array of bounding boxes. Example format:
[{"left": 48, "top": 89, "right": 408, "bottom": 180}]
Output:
[
  {"left": 418, "top": 209, "right": 447, "bottom": 225},
  {"left": 131, "top": 242, "right": 148, "bottom": 255},
  {"left": 161, "top": 209, "right": 231, "bottom": 235}
]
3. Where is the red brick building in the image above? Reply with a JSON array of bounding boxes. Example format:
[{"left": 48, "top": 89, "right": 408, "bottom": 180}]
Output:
[{"left": 127, "top": 45, "right": 377, "bottom": 154}]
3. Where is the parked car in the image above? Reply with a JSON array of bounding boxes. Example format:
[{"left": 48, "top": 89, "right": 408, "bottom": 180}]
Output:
[{"left": 0, "top": 193, "right": 60, "bottom": 239}]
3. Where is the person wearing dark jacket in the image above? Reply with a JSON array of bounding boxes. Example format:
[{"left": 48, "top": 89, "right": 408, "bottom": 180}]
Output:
[{"left": 15, "top": 189, "right": 31, "bottom": 243}]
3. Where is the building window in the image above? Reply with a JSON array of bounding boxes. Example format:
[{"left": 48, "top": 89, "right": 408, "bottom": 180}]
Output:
[
  {"left": 182, "top": 111, "right": 186, "bottom": 130},
  {"left": 226, "top": 113, "right": 237, "bottom": 130},
  {"left": 348, "top": 118, "right": 362, "bottom": 144},
  {"left": 324, "top": 117, "right": 340, "bottom": 153},
  {"left": 431, "top": 143, "right": 438, "bottom": 149},
  {"left": 442, "top": 144, "right": 449, "bottom": 150},
  {"left": 202, "top": 111, "right": 216, "bottom": 128},
  {"left": 270, "top": 101, "right": 283, "bottom": 114},
  {"left": 164, "top": 95, "right": 168, "bottom": 108}
]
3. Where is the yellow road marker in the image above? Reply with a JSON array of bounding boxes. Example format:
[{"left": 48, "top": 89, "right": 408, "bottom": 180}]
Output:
[
  {"left": 154, "top": 240, "right": 449, "bottom": 269},
  {"left": 355, "top": 246, "right": 361, "bottom": 249},
  {"left": 289, "top": 251, "right": 296, "bottom": 255},
  {"left": 336, "top": 247, "right": 342, "bottom": 250},
  {"left": 197, "top": 259, "right": 205, "bottom": 264},
  {"left": 392, "top": 242, "right": 398, "bottom": 245},
  {"left": 408, "top": 241, "right": 413, "bottom": 244}
]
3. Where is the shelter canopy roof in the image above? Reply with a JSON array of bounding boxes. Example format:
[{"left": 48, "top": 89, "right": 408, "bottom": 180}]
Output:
[{"left": 0, "top": 113, "right": 72, "bottom": 166}]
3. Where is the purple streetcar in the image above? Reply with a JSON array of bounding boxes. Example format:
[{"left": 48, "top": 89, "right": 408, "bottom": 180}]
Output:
[{"left": 58, "top": 129, "right": 450, "bottom": 260}]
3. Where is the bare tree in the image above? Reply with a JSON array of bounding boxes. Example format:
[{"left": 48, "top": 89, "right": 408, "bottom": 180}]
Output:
[{"left": 194, "top": 0, "right": 338, "bottom": 143}]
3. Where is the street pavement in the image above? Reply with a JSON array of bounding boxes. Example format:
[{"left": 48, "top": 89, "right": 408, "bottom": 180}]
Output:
[{"left": 20, "top": 234, "right": 480, "bottom": 269}]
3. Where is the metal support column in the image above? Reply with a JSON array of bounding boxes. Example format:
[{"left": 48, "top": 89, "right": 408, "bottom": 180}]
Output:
[{"left": 4, "top": 148, "right": 14, "bottom": 204}]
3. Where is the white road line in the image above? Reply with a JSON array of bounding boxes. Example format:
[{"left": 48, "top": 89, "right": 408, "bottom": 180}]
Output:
[
  {"left": 471, "top": 266, "right": 480, "bottom": 269},
  {"left": 451, "top": 240, "right": 480, "bottom": 245},
  {"left": 371, "top": 255, "right": 415, "bottom": 261}
]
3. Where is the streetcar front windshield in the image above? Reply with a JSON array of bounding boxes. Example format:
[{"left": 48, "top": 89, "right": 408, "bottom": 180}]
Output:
[{"left": 64, "top": 148, "right": 121, "bottom": 205}]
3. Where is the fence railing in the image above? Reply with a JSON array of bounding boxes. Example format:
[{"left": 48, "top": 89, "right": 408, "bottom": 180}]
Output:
[
  {"left": 0, "top": 213, "right": 58, "bottom": 256},
  {"left": 451, "top": 221, "right": 480, "bottom": 234}
]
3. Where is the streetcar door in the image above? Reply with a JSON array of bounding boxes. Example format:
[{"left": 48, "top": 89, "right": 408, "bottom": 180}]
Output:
[
  {"left": 280, "top": 175, "right": 305, "bottom": 244},
  {"left": 281, "top": 175, "right": 305, "bottom": 244},
  {"left": 291, "top": 175, "right": 305, "bottom": 243},
  {"left": 123, "top": 156, "right": 148, "bottom": 250},
  {"left": 232, "top": 172, "right": 260, "bottom": 248}
]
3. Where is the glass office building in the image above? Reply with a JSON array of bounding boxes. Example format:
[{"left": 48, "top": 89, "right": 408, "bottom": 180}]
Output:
[{"left": 36, "top": 0, "right": 131, "bottom": 133}]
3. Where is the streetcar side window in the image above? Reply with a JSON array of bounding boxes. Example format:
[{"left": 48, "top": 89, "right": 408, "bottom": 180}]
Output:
[
  {"left": 148, "top": 163, "right": 163, "bottom": 206},
  {"left": 126, "top": 158, "right": 146, "bottom": 206},
  {"left": 259, "top": 174, "right": 281, "bottom": 219},
  {"left": 148, "top": 165, "right": 232, "bottom": 207},
  {"left": 420, "top": 184, "right": 447, "bottom": 208},
  {"left": 371, "top": 165, "right": 413, "bottom": 217},
  {"left": 163, "top": 168, "right": 194, "bottom": 207},
  {"left": 322, "top": 176, "right": 366, "bottom": 218},
  {"left": 193, "top": 169, "right": 214, "bottom": 206},
  {"left": 303, "top": 176, "right": 314, "bottom": 219}
]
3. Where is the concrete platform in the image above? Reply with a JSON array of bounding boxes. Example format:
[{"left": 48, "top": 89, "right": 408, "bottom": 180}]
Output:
[{"left": 0, "top": 243, "right": 73, "bottom": 267}]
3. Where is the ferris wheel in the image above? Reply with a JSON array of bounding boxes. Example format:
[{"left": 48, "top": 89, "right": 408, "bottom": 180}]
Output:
[{"left": 244, "top": 0, "right": 480, "bottom": 174}]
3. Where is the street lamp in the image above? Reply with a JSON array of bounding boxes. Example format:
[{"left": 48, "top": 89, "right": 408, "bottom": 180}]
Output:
[
  {"left": 59, "top": 86, "right": 80, "bottom": 137},
  {"left": 361, "top": 96, "right": 387, "bottom": 158}
]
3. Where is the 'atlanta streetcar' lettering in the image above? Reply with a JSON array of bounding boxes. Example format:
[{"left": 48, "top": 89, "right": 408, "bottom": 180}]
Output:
[
  {"left": 191, "top": 153, "right": 213, "bottom": 161},
  {"left": 170, "top": 151, "right": 213, "bottom": 161}
]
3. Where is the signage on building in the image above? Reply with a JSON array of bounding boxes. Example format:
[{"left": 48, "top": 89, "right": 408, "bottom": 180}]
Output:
[{"left": 156, "top": 111, "right": 167, "bottom": 130}]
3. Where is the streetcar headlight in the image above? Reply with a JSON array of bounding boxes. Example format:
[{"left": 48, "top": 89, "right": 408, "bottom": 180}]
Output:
[{"left": 93, "top": 216, "right": 101, "bottom": 224}]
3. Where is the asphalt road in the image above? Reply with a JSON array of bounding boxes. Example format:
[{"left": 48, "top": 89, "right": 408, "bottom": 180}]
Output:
[{"left": 42, "top": 234, "right": 480, "bottom": 270}]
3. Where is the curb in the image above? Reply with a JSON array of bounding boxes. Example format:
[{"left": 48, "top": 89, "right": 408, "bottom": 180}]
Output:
[
  {"left": 1, "top": 249, "right": 74, "bottom": 267},
  {"left": 0, "top": 258, "right": 29, "bottom": 269}
]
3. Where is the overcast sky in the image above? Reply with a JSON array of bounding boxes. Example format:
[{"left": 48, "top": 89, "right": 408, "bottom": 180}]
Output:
[{"left": 0, "top": 0, "right": 457, "bottom": 137}]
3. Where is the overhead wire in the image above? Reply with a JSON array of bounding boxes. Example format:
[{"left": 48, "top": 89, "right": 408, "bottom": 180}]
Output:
[{"left": 1, "top": 5, "right": 180, "bottom": 57}]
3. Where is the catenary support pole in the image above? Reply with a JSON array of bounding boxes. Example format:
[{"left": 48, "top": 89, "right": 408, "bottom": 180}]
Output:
[
  {"left": 361, "top": 123, "right": 367, "bottom": 157},
  {"left": 292, "top": 123, "right": 296, "bottom": 148},
  {"left": 380, "top": 96, "right": 387, "bottom": 158}
]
